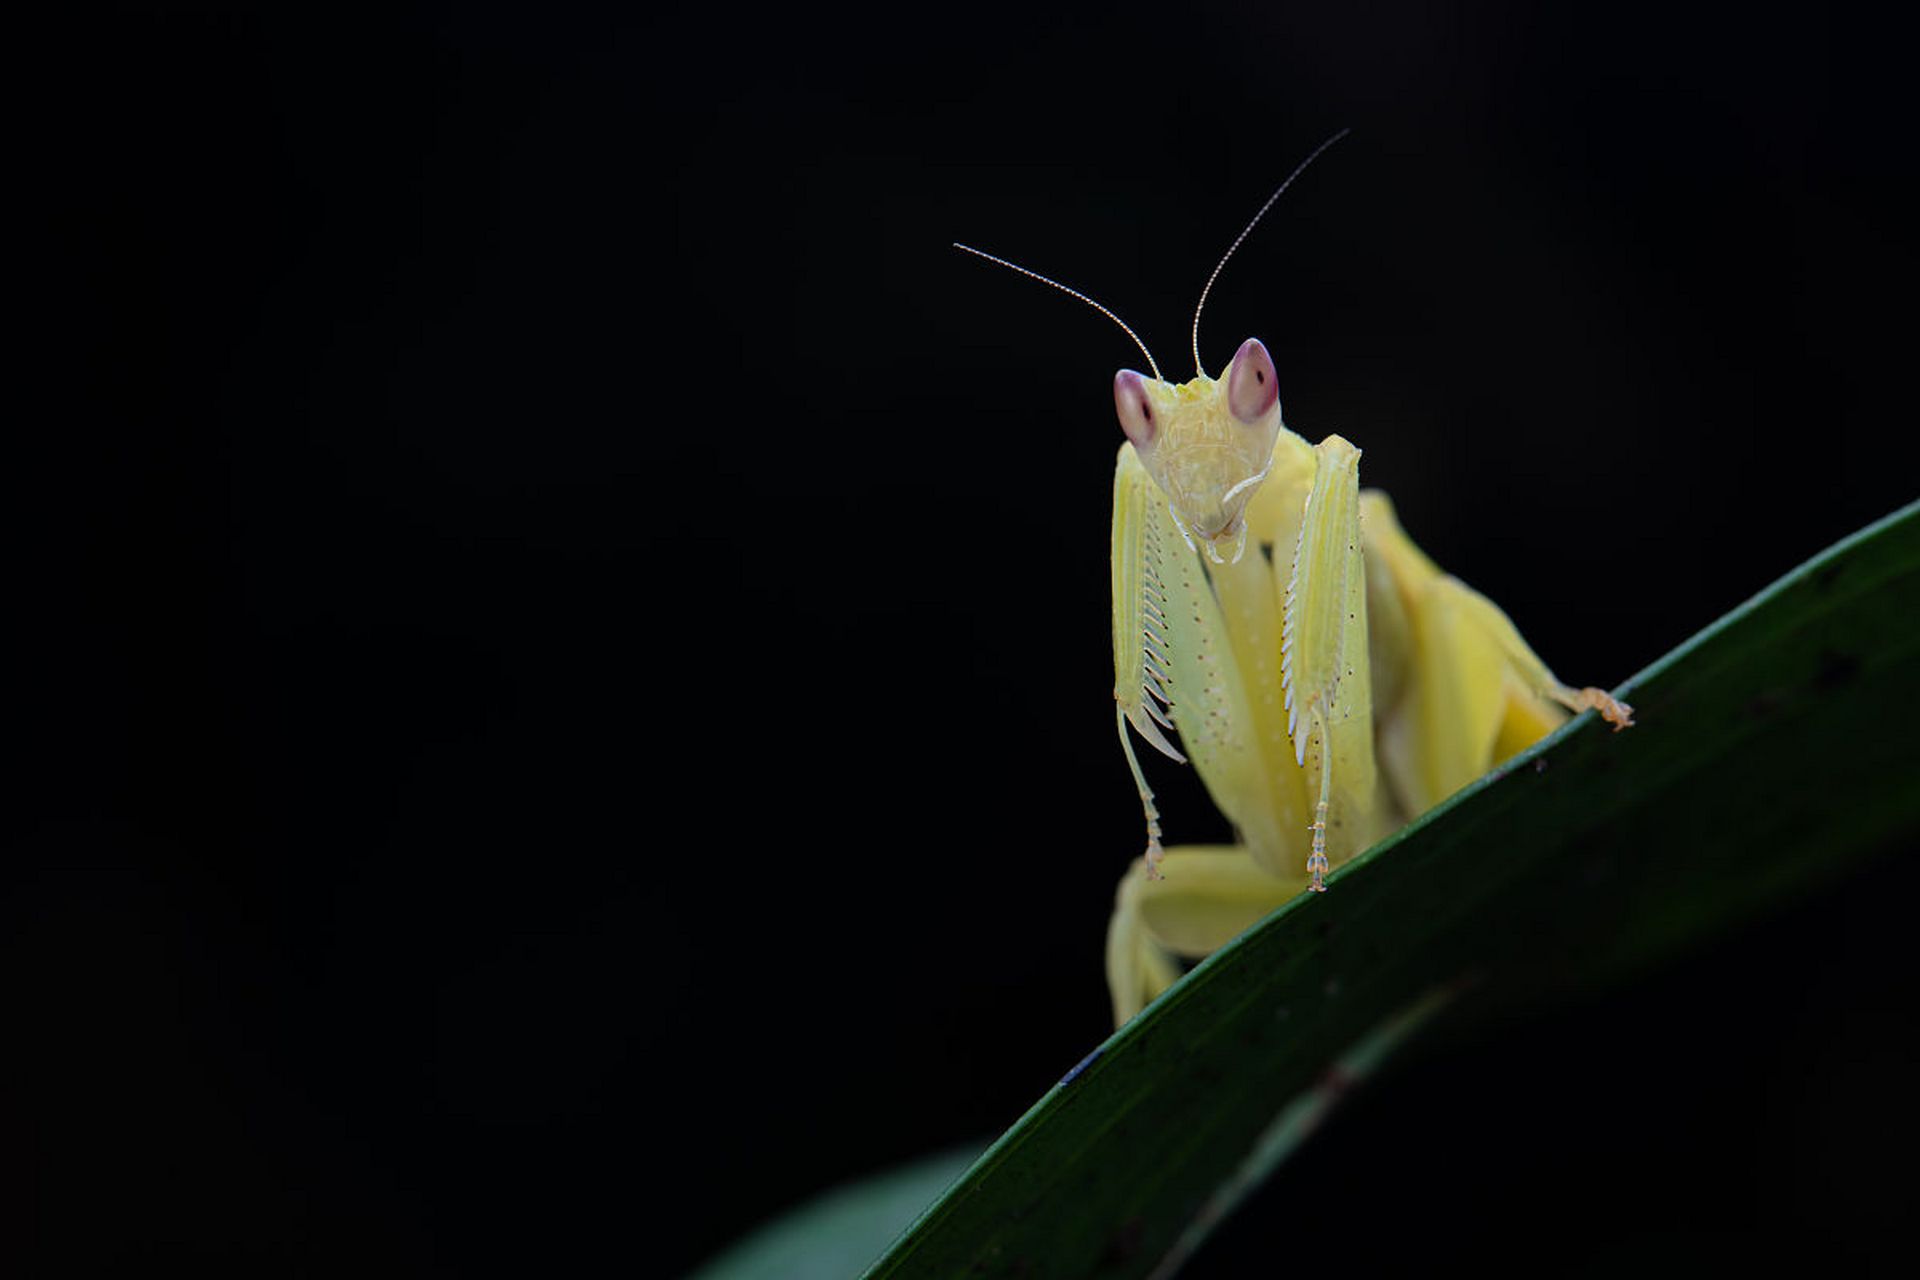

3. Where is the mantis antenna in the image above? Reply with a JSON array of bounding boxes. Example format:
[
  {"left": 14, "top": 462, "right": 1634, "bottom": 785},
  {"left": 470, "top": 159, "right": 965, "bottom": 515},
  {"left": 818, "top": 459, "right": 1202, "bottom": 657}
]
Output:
[
  {"left": 1190, "top": 127, "right": 1352, "bottom": 378},
  {"left": 953, "top": 241, "right": 1162, "bottom": 381}
]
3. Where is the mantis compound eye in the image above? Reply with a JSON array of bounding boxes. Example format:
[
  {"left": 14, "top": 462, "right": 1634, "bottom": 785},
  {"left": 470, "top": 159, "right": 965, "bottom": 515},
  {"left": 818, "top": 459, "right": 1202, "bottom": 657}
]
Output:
[
  {"left": 1114, "top": 369, "right": 1157, "bottom": 450},
  {"left": 1225, "top": 337, "right": 1280, "bottom": 424}
]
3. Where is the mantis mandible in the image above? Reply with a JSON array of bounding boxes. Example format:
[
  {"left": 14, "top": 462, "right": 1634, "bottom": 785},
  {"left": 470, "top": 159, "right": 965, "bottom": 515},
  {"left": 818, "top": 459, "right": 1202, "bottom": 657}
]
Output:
[{"left": 957, "top": 132, "right": 1634, "bottom": 1024}]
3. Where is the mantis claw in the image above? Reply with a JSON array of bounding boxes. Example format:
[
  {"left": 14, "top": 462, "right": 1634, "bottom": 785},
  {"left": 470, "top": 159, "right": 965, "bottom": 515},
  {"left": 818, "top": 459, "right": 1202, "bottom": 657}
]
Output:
[
  {"left": 1306, "top": 852, "right": 1329, "bottom": 893},
  {"left": 1596, "top": 693, "right": 1635, "bottom": 732},
  {"left": 1555, "top": 685, "right": 1636, "bottom": 731}
]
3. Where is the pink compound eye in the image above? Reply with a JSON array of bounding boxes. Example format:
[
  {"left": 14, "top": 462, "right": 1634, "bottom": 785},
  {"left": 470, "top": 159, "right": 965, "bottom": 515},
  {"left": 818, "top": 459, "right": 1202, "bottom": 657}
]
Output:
[
  {"left": 1226, "top": 337, "right": 1279, "bottom": 424},
  {"left": 1114, "top": 369, "right": 1157, "bottom": 449}
]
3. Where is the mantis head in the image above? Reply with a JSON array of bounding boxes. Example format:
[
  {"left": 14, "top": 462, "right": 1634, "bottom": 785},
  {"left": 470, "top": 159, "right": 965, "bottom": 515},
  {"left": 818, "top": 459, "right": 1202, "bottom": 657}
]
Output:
[
  {"left": 955, "top": 130, "right": 1351, "bottom": 567},
  {"left": 1114, "top": 337, "right": 1285, "bottom": 565}
]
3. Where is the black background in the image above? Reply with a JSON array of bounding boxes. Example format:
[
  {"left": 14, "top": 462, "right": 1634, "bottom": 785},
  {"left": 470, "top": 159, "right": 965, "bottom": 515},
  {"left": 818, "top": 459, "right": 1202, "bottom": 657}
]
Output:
[{"left": 25, "top": 2, "right": 1920, "bottom": 1274}]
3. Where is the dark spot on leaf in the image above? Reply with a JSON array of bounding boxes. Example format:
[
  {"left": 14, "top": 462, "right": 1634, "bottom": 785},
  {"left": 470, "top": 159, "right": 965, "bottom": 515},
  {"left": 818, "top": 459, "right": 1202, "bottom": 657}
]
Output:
[
  {"left": 1813, "top": 562, "right": 1846, "bottom": 594},
  {"left": 1100, "top": 1217, "right": 1145, "bottom": 1266},
  {"left": 1814, "top": 649, "right": 1860, "bottom": 691}
]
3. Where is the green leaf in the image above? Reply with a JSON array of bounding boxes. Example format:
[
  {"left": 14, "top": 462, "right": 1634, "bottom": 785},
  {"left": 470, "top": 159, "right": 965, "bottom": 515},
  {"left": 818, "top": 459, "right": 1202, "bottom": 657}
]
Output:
[{"left": 861, "top": 497, "right": 1920, "bottom": 1279}]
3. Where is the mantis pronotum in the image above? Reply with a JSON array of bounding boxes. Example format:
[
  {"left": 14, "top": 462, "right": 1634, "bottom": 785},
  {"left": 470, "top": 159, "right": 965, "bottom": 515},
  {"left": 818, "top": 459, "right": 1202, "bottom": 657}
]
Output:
[{"left": 958, "top": 132, "right": 1633, "bottom": 1024}]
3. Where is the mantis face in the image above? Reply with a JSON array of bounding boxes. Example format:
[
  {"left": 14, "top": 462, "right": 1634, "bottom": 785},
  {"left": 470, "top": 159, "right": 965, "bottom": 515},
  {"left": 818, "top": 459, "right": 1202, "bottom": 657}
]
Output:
[{"left": 1114, "top": 337, "right": 1288, "bottom": 566}]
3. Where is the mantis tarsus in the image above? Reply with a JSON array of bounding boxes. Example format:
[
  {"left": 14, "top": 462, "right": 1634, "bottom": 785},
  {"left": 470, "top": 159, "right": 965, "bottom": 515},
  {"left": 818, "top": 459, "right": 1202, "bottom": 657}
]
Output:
[{"left": 958, "top": 132, "right": 1633, "bottom": 1024}]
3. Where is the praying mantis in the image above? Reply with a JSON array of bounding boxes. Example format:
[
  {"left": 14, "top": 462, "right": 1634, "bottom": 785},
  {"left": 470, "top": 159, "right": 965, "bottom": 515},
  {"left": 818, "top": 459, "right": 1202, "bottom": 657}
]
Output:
[{"left": 958, "top": 132, "right": 1634, "bottom": 1025}]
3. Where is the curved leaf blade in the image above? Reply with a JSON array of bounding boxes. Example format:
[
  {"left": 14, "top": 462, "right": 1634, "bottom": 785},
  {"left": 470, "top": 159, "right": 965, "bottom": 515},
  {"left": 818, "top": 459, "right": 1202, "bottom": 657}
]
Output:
[{"left": 866, "top": 499, "right": 1920, "bottom": 1279}]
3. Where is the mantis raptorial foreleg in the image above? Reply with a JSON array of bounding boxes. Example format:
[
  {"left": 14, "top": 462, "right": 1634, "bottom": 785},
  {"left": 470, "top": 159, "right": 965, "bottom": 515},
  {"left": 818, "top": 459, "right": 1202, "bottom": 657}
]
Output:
[
  {"left": 1113, "top": 440, "right": 1302, "bottom": 880},
  {"left": 1114, "top": 703, "right": 1170, "bottom": 877},
  {"left": 1278, "top": 435, "right": 1384, "bottom": 892}
]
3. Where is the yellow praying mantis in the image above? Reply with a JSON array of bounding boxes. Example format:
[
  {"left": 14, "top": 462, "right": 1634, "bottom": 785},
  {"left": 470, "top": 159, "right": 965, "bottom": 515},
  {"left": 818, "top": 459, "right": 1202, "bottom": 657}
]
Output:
[{"left": 957, "top": 131, "right": 1633, "bottom": 1025}]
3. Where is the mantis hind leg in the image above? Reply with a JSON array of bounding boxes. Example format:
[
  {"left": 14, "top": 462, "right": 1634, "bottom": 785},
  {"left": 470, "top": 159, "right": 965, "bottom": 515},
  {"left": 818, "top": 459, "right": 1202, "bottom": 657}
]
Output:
[
  {"left": 1361, "top": 491, "right": 1634, "bottom": 816},
  {"left": 1106, "top": 846, "right": 1304, "bottom": 1025}
]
